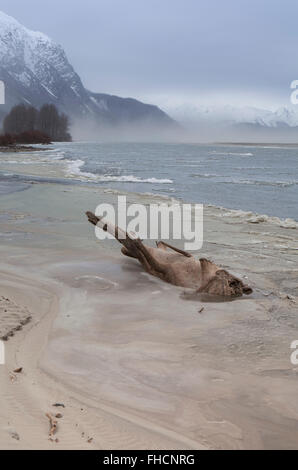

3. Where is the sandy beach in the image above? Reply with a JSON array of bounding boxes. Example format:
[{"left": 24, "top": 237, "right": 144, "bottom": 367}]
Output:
[
  {"left": 2, "top": 0, "right": 298, "bottom": 454},
  {"left": 0, "top": 170, "right": 297, "bottom": 450}
]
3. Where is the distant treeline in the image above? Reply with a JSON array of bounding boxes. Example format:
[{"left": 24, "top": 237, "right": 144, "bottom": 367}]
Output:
[
  {"left": 2, "top": 104, "right": 72, "bottom": 142},
  {"left": 0, "top": 130, "right": 51, "bottom": 146}
]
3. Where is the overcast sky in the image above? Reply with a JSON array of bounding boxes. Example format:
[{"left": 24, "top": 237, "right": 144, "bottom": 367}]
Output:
[{"left": 1, "top": 0, "right": 297, "bottom": 110}]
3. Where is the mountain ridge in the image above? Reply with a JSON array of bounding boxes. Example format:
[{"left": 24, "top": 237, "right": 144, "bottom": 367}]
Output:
[{"left": 0, "top": 11, "right": 176, "bottom": 138}]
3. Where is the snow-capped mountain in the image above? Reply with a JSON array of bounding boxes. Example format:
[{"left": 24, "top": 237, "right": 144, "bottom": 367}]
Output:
[
  {"left": 159, "top": 102, "right": 298, "bottom": 142},
  {"left": 164, "top": 102, "right": 298, "bottom": 141},
  {"left": 0, "top": 11, "right": 175, "bottom": 136},
  {"left": 168, "top": 103, "right": 298, "bottom": 127}
]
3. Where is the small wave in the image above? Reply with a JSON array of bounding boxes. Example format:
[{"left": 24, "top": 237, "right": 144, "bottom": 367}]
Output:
[
  {"left": 50, "top": 152, "right": 65, "bottom": 160},
  {"left": 191, "top": 173, "right": 221, "bottom": 178},
  {"left": 220, "top": 179, "right": 298, "bottom": 187},
  {"left": 102, "top": 189, "right": 180, "bottom": 206},
  {"left": 191, "top": 174, "right": 297, "bottom": 187},
  {"left": 233, "top": 167, "right": 270, "bottom": 170},
  {"left": 65, "top": 159, "right": 92, "bottom": 177},
  {"left": 5, "top": 159, "right": 50, "bottom": 165},
  {"left": 211, "top": 151, "right": 254, "bottom": 157},
  {"left": 143, "top": 191, "right": 177, "bottom": 199},
  {"left": 219, "top": 208, "right": 298, "bottom": 229},
  {"left": 65, "top": 159, "right": 173, "bottom": 184},
  {"left": 100, "top": 175, "right": 173, "bottom": 184}
]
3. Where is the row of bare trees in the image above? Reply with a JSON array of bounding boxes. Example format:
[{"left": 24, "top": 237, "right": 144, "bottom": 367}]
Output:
[{"left": 3, "top": 104, "right": 72, "bottom": 142}]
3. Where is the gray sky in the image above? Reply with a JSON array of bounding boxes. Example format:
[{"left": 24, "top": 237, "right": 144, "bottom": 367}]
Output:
[{"left": 1, "top": 0, "right": 297, "bottom": 109}]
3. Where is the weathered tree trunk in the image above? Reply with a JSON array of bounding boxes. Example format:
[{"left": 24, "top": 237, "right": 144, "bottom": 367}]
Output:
[
  {"left": 86, "top": 211, "right": 168, "bottom": 278},
  {"left": 86, "top": 211, "right": 253, "bottom": 297}
]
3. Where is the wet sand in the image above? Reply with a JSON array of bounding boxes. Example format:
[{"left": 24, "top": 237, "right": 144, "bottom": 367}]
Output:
[{"left": 0, "top": 181, "right": 297, "bottom": 449}]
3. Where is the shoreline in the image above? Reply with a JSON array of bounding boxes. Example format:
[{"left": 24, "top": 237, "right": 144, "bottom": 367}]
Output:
[
  {"left": 0, "top": 145, "right": 52, "bottom": 153},
  {"left": 0, "top": 179, "right": 297, "bottom": 449},
  {"left": 0, "top": 168, "right": 297, "bottom": 228}
]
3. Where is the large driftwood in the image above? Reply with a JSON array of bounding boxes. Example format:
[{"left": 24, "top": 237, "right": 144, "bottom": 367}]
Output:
[{"left": 86, "top": 211, "right": 252, "bottom": 297}]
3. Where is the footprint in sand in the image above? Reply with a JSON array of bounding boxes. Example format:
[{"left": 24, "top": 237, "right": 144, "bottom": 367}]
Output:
[{"left": 0, "top": 296, "right": 32, "bottom": 341}]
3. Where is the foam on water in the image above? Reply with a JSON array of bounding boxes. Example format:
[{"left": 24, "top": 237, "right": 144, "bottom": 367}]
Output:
[
  {"left": 65, "top": 158, "right": 173, "bottom": 184},
  {"left": 219, "top": 207, "right": 298, "bottom": 229}
]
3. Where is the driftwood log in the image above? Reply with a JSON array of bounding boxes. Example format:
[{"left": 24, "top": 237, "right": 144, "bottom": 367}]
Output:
[{"left": 86, "top": 211, "right": 252, "bottom": 297}]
